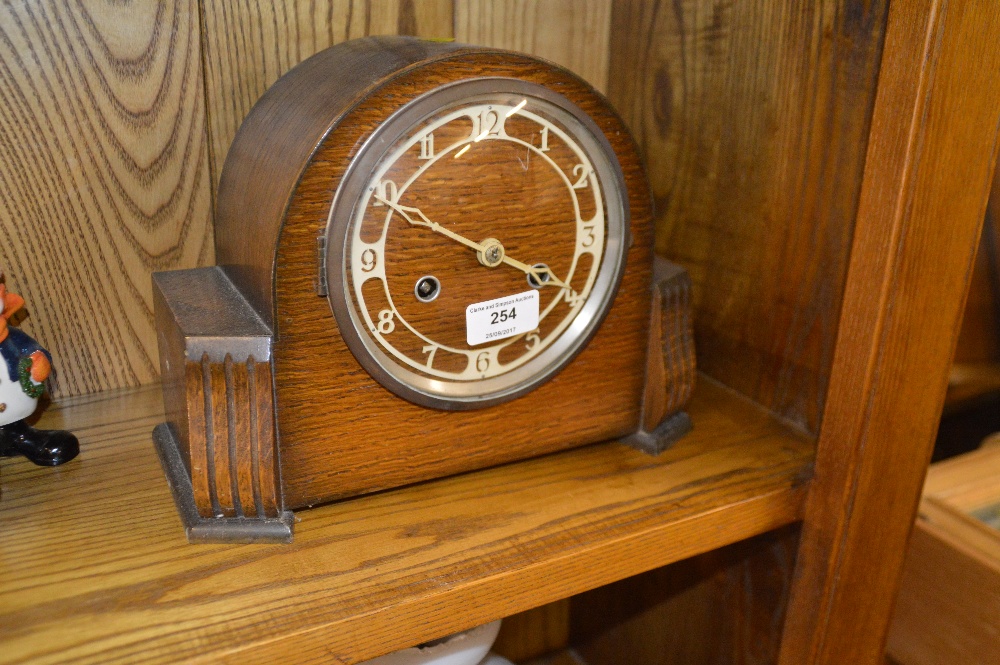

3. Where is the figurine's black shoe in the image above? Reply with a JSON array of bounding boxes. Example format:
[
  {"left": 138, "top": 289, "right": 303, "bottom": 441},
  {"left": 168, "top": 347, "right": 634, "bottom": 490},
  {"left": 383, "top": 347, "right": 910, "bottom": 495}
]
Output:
[{"left": 0, "top": 420, "right": 79, "bottom": 466}]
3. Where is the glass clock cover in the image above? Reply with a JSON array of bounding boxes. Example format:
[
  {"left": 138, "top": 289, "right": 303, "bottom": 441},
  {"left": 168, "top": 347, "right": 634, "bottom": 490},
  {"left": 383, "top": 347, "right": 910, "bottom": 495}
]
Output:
[{"left": 326, "top": 79, "right": 629, "bottom": 409}]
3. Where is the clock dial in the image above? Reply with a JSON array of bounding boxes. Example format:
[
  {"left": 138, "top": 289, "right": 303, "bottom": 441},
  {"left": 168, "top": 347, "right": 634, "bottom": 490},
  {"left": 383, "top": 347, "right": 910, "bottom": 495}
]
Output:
[{"left": 326, "top": 81, "right": 628, "bottom": 408}]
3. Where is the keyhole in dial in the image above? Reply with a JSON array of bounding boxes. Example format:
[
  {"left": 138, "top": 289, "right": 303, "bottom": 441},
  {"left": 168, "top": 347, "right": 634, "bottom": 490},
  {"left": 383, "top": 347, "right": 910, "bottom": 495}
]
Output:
[{"left": 414, "top": 275, "right": 441, "bottom": 302}]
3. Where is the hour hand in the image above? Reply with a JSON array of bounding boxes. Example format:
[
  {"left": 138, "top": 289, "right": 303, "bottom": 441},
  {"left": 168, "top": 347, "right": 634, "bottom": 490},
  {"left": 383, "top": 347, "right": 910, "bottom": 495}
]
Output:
[{"left": 502, "top": 256, "right": 571, "bottom": 291}]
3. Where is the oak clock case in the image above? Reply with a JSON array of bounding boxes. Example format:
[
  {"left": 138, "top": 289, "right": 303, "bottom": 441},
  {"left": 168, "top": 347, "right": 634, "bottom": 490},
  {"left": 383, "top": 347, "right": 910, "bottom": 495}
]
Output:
[
  {"left": 152, "top": 37, "right": 695, "bottom": 543},
  {"left": 328, "top": 80, "right": 628, "bottom": 409}
]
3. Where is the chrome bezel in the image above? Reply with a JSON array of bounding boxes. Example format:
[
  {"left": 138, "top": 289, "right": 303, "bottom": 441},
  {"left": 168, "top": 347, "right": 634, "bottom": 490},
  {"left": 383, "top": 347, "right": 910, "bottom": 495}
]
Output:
[{"left": 324, "top": 78, "right": 630, "bottom": 410}]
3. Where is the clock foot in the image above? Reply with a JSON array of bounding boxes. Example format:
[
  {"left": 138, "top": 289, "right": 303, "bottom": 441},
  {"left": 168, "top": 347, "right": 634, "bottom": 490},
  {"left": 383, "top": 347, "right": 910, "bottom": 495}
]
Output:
[
  {"left": 153, "top": 423, "right": 294, "bottom": 544},
  {"left": 153, "top": 267, "right": 290, "bottom": 543},
  {"left": 622, "top": 411, "right": 693, "bottom": 455},
  {"left": 626, "top": 257, "right": 696, "bottom": 456}
]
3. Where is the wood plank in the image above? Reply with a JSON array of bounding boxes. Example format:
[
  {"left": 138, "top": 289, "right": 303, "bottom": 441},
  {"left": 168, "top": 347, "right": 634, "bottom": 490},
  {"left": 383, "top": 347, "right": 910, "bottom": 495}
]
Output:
[
  {"left": 522, "top": 651, "right": 588, "bottom": 665},
  {"left": 886, "top": 518, "right": 1000, "bottom": 665},
  {"left": 951, "top": 229, "right": 1000, "bottom": 366},
  {"left": 493, "top": 600, "right": 571, "bottom": 664},
  {"left": 777, "top": 1, "right": 1000, "bottom": 663},
  {"left": 0, "top": 377, "right": 812, "bottom": 665},
  {"left": 454, "top": 1, "right": 613, "bottom": 93},
  {"left": 0, "top": 0, "right": 213, "bottom": 397},
  {"left": 199, "top": 0, "right": 454, "bottom": 195},
  {"left": 944, "top": 361, "right": 1000, "bottom": 411},
  {"left": 606, "top": 0, "right": 888, "bottom": 434},
  {"left": 570, "top": 526, "right": 799, "bottom": 665},
  {"left": 923, "top": 445, "right": 1000, "bottom": 512},
  {"left": 888, "top": 447, "right": 1000, "bottom": 664},
  {"left": 946, "top": 167, "right": 1000, "bottom": 407}
]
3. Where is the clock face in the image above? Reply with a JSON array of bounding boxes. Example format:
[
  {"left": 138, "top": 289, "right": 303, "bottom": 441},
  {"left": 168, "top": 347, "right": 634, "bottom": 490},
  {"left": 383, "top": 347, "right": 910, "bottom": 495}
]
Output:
[{"left": 325, "top": 79, "right": 628, "bottom": 409}]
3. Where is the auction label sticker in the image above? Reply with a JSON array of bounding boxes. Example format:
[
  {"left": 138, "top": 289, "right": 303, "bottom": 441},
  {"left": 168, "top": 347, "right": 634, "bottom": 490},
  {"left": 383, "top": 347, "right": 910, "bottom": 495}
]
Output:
[{"left": 466, "top": 290, "right": 539, "bottom": 346}]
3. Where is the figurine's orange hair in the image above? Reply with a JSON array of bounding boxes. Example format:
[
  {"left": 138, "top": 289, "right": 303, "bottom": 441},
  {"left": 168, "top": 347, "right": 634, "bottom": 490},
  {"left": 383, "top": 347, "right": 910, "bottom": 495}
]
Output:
[{"left": 0, "top": 283, "right": 25, "bottom": 343}]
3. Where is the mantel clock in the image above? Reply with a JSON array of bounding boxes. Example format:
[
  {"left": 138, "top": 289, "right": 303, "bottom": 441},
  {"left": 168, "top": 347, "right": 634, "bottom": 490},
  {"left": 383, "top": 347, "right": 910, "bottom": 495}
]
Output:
[{"left": 152, "top": 37, "right": 695, "bottom": 542}]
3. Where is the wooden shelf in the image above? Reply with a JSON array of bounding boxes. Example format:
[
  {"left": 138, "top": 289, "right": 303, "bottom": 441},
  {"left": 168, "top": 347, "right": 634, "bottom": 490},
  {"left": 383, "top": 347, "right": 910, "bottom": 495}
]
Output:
[{"left": 0, "top": 378, "right": 812, "bottom": 665}]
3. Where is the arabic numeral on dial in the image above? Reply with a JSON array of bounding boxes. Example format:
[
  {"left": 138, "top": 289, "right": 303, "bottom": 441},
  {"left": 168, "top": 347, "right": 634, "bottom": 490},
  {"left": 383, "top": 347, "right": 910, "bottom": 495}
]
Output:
[
  {"left": 422, "top": 344, "right": 438, "bottom": 368},
  {"left": 360, "top": 248, "right": 377, "bottom": 272},
  {"left": 419, "top": 132, "right": 434, "bottom": 159},
  {"left": 476, "top": 351, "right": 490, "bottom": 373},
  {"left": 539, "top": 126, "right": 550, "bottom": 152},
  {"left": 377, "top": 309, "right": 395, "bottom": 334},
  {"left": 372, "top": 180, "right": 398, "bottom": 205},
  {"left": 525, "top": 332, "right": 540, "bottom": 351},
  {"left": 565, "top": 289, "right": 583, "bottom": 307},
  {"left": 580, "top": 224, "right": 596, "bottom": 248},
  {"left": 572, "top": 164, "right": 591, "bottom": 189},
  {"left": 471, "top": 108, "right": 499, "bottom": 140}
]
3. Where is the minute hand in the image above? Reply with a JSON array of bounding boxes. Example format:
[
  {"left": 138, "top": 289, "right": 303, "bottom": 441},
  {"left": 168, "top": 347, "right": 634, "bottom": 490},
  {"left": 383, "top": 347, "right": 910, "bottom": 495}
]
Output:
[
  {"left": 375, "top": 196, "right": 485, "bottom": 253},
  {"left": 375, "top": 196, "right": 571, "bottom": 290}
]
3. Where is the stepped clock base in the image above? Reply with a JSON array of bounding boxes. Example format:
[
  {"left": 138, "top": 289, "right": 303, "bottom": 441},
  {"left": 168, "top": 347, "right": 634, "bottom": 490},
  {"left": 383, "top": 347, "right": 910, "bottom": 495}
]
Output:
[{"left": 153, "top": 424, "right": 294, "bottom": 543}]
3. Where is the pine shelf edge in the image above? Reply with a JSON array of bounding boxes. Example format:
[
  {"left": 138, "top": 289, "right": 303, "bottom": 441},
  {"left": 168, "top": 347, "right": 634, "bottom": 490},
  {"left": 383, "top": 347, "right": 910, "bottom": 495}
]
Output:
[{"left": 0, "top": 375, "right": 813, "bottom": 665}]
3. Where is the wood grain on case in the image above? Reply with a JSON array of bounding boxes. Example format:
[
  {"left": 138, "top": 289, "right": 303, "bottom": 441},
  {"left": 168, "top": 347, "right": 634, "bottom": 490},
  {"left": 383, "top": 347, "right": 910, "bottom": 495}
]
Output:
[
  {"left": 153, "top": 267, "right": 280, "bottom": 519},
  {"left": 199, "top": 0, "right": 454, "bottom": 194},
  {"left": 0, "top": 379, "right": 811, "bottom": 665},
  {"left": 229, "top": 357, "right": 255, "bottom": 517},
  {"left": 455, "top": 0, "right": 614, "bottom": 93},
  {"left": 217, "top": 43, "right": 656, "bottom": 506},
  {"left": 606, "top": 0, "right": 888, "bottom": 434},
  {"left": 641, "top": 258, "right": 695, "bottom": 433},
  {"left": 253, "top": 358, "right": 281, "bottom": 514},
  {"left": 0, "top": 0, "right": 214, "bottom": 398},
  {"left": 778, "top": 1, "right": 1000, "bottom": 663},
  {"left": 184, "top": 354, "right": 279, "bottom": 519},
  {"left": 214, "top": 38, "right": 467, "bottom": 322},
  {"left": 209, "top": 360, "right": 234, "bottom": 516},
  {"left": 185, "top": 359, "right": 212, "bottom": 516}
]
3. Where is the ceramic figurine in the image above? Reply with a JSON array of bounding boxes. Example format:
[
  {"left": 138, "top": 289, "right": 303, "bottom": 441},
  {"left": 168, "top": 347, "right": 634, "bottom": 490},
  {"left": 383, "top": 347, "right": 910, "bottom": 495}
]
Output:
[
  {"left": 0, "top": 279, "right": 78, "bottom": 465},
  {"left": 358, "top": 620, "right": 512, "bottom": 665}
]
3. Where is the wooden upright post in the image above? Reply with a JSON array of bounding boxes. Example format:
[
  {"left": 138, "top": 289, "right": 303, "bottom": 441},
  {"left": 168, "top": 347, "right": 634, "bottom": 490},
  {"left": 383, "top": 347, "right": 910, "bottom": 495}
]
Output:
[{"left": 779, "top": 1, "right": 1000, "bottom": 662}]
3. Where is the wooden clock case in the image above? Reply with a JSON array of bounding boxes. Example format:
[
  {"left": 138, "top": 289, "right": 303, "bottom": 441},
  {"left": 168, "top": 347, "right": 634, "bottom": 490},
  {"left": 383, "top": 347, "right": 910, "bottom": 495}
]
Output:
[{"left": 152, "top": 37, "right": 694, "bottom": 543}]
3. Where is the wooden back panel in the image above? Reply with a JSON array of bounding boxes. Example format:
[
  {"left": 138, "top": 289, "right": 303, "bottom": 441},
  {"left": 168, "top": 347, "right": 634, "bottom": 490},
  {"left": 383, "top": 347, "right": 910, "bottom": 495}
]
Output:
[{"left": 606, "top": 0, "right": 889, "bottom": 434}]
